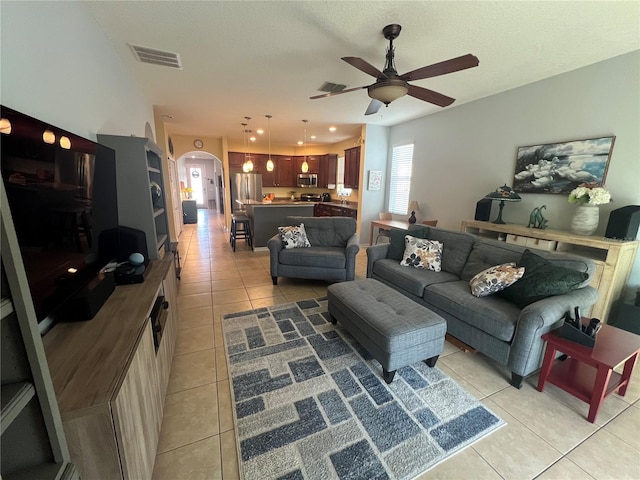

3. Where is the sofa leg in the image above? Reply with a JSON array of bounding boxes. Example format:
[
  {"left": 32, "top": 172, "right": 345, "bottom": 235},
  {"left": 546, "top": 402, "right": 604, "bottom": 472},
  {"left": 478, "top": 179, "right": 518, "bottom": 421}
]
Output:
[
  {"left": 271, "top": 276, "right": 277, "bottom": 285},
  {"left": 382, "top": 369, "right": 396, "bottom": 384},
  {"left": 511, "top": 372, "right": 524, "bottom": 389},
  {"left": 424, "top": 355, "right": 439, "bottom": 367},
  {"left": 329, "top": 314, "right": 337, "bottom": 325}
]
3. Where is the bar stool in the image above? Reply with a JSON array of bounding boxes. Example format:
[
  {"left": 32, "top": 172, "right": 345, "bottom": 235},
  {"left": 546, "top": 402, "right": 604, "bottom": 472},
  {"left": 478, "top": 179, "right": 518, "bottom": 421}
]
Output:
[{"left": 230, "top": 214, "right": 252, "bottom": 251}]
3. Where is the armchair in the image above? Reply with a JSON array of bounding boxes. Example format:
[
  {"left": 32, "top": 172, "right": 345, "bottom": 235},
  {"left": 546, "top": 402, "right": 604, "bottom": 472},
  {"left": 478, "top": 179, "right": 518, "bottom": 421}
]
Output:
[{"left": 267, "top": 216, "right": 359, "bottom": 285}]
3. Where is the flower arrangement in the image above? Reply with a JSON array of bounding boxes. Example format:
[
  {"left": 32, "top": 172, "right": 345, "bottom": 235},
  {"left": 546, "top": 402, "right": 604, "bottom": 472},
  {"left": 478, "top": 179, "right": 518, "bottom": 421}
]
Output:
[{"left": 568, "top": 186, "right": 611, "bottom": 205}]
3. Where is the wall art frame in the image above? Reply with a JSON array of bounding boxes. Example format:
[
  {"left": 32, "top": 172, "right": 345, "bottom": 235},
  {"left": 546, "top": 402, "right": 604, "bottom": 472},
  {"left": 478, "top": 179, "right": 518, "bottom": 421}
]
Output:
[
  {"left": 512, "top": 136, "right": 615, "bottom": 194},
  {"left": 368, "top": 170, "right": 382, "bottom": 191}
]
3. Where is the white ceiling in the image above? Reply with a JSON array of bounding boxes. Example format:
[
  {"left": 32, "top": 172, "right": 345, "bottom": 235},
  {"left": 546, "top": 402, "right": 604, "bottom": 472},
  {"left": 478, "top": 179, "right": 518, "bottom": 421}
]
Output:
[{"left": 83, "top": 1, "right": 639, "bottom": 147}]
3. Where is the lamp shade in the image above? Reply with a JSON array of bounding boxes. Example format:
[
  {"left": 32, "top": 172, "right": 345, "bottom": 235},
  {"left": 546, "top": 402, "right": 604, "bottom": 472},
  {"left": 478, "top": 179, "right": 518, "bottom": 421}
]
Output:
[
  {"left": 368, "top": 79, "right": 409, "bottom": 104},
  {"left": 484, "top": 184, "right": 521, "bottom": 202},
  {"left": 408, "top": 200, "right": 420, "bottom": 213}
]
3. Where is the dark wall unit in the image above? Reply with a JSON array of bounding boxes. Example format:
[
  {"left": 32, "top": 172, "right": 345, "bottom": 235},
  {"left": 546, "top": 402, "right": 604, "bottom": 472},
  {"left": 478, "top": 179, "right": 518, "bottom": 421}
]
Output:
[{"left": 97, "top": 135, "right": 169, "bottom": 260}]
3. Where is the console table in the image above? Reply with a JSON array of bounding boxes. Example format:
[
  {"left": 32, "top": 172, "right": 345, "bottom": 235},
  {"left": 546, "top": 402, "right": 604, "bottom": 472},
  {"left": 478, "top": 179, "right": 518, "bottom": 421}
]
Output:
[
  {"left": 43, "top": 257, "right": 179, "bottom": 479},
  {"left": 460, "top": 220, "right": 638, "bottom": 322}
]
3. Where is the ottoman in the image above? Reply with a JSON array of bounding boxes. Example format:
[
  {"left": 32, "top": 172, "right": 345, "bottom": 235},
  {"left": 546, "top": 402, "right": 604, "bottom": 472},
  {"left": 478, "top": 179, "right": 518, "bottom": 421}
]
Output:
[{"left": 327, "top": 278, "right": 446, "bottom": 383}]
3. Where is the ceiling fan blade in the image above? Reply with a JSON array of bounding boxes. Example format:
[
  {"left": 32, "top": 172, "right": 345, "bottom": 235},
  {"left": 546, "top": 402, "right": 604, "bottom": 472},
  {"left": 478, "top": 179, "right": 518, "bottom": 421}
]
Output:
[
  {"left": 364, "top": 99, "right": 383, "bottom": 116},
  {"left": 407, "top": 84, "right": 455, "bottom": 107},
  {"left": 309, "top": 85, "right": 367, "bottom": 100},
  {"left": 342, "top": 57, "right": 384, "bottom": 78},
  {"left": 400, "top": 54, "right": 479, "bottom": 81}
]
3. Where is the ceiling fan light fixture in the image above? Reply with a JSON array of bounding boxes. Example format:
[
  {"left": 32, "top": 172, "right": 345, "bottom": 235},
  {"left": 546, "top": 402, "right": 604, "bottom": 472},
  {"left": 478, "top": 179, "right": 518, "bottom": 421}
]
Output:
[{"left": 368, "top": 79, "right": 409, "bottom": 104}]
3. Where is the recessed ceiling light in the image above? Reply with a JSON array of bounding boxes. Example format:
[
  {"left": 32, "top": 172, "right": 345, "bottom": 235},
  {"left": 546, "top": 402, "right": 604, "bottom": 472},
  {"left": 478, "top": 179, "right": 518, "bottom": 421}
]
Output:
[
  {"left": 310, "top": 135, "right": 317, "bottom": 140},
  {"left": 329, "top": 126, "right": 337, "bottom": 132},
  {"left": 250, "top": 136, "right": 256, "bottom": 142},
  {"left": 257, "top": 129, "right": 264, "bottom": 135},
  {"left": 297, "top": 141, "right": 303, "bottom": 145}
]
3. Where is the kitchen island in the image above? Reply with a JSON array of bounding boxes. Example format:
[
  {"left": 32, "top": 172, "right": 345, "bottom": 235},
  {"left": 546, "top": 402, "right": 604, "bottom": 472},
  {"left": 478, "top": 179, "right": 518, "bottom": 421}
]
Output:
[{"left": 240, "top": 200, "right": 315, "bottom": 248}]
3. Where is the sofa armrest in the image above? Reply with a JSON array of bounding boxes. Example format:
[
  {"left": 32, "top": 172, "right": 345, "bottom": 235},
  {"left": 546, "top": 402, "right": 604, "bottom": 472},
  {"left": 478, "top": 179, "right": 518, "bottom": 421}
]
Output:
[
  {"left": 366, "top": 244, "right": 389, "bottom": 278},
  {"left": 508, "top": 286, "right": 599, "bottom": 377},
  {"left": 345, "top": 234, "right": 360, "bottom": 281},
  {"left": 267, "top": 234, "right": 284, "bottom": 276}
]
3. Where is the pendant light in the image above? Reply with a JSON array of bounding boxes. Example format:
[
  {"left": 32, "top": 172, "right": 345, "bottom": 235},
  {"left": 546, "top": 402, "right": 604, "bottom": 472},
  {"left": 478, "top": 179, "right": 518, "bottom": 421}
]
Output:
[
  {"left": 242, "top": 116, "right": 254, "bottom": 172},
  {"left": 265, "top": 115, "right": 274, "bottom": 172},
  {"left": 301, "top": 119, "right": 309, "bottom": 173}
]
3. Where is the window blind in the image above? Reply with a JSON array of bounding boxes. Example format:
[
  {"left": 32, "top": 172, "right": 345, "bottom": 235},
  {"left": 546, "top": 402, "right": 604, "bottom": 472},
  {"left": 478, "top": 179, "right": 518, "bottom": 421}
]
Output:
[{"left": 388, "top": 144, "right": 414, "bottom": 215}]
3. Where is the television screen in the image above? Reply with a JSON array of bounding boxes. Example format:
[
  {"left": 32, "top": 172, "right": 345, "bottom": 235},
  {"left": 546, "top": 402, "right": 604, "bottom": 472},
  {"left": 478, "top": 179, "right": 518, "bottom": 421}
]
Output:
[{"left": 1, "top": 105, "right": 119, "bottom": 324}]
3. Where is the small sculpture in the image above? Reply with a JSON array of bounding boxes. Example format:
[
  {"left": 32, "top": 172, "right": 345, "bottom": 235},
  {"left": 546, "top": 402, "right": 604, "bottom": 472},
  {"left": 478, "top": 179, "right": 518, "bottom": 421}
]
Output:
[{"left": 528, "top": 205, "right": 548, "bottom": 229}]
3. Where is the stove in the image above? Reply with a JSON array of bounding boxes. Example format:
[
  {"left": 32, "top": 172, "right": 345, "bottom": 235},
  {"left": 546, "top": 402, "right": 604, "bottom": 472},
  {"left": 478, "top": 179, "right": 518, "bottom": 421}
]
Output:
[{"left": 299, "top": 193, "right": 322, "bottom": 202}]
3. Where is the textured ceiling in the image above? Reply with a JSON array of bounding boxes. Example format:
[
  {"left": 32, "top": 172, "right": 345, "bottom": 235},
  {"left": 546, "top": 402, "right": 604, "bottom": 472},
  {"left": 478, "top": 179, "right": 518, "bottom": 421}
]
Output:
[{"left": 83, "top": 1, "right": 639, "bottom": 147}]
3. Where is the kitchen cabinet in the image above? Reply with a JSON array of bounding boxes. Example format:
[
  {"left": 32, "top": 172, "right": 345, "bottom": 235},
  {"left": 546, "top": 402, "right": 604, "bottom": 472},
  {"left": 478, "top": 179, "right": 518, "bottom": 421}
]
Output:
[
  {"left": 228, "top": 152, "right": 245, "bottom": 174},
  {"left": 318, "top": 154, "right": 338, "bottom": 188},
  {"left": 97, "top": 135, "right": 170, "bottom": 260},
  {"left": 294, "top": 156, "right": 319, "bottom": 174},
  {"left": 266, "top": 156, "right": 294, "bottom": 187},
  {"left": 43, "top": 257, "right": 179, "bottom": 479},
  {"left": 344, "top": 146, "right": 361, "bottom": 189},
  {"left": 1, "top": 183, "right": 77, "bottom": 480},
  {"left": 314, "top": 203, "right": 357, "bottom": 219}
]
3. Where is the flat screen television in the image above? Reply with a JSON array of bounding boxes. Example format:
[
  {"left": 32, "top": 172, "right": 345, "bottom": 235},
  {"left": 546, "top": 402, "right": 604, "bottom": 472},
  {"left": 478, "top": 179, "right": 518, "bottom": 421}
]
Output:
[{"left": 1, "top": 105, "right": 120, "bottom": 328}]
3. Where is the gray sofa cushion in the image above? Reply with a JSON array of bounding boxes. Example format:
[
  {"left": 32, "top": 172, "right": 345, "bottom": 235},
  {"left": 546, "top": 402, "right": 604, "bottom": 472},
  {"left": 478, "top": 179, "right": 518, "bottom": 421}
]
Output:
[
  {"left": 423, "top": 228, "right": 476, "bottom": 276},
  {"left": 425, "top": 280, "right": 521, "bottom": 342},
  {"left": 372, "top": 258, "right": 459, "bottom": 297},
  {"left": 279, "top": 246, "right": 346, "bottom": 269},
  {"left": 287, "top": 216, "right": 356, "bottom": 247}
]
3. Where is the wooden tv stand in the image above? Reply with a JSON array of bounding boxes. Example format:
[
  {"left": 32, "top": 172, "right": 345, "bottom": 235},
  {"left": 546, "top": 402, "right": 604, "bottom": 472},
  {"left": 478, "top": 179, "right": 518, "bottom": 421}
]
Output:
[
  {"left": 460, "top": 220, "right": 638, "bottom": 321},
  {"left": 43, "top": 256, "right": 179, "bottom": 479}
]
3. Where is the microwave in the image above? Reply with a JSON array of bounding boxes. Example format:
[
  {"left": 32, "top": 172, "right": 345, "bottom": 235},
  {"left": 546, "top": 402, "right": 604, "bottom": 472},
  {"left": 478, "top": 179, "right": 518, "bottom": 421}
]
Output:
[{"left": 297, "top": 173, "right": 318, "bottom": 188}]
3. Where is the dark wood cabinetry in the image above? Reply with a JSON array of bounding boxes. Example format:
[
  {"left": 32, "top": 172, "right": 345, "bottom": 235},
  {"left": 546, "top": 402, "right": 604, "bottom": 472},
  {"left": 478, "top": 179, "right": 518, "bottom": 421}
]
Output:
[
  {"left": 314, "top": 203, "right": 357, "bottom": 219},
  {"left": 317, "top": 154, "right": 338, "bottom": 188},
  {"left": 295, "top": 156, "right": 319, "bottom": 174},
  {"left": 344, "top": 146, "right": 361, "bottom": 189},
  {"left": 230, "top": 151, "right": 337, "bottom": 188}
]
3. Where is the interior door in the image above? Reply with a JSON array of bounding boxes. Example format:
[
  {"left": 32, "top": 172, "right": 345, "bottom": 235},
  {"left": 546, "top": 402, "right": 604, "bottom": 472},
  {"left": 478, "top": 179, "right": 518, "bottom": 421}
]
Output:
[{"left": 188, "top": 164, "right": 207, "bottom": 208}]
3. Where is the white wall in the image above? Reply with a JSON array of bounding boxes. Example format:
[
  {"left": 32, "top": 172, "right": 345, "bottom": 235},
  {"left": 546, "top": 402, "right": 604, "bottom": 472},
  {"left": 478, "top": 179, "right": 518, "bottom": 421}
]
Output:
[
  {"left": 387, "top": 51, "right": 640, "bottom": 291},
  {"left": 360, "top": 124, "right": 390, "bottom": 244},
  {"left": 0, "top": 2, "right": 153, "bottom": 140}
]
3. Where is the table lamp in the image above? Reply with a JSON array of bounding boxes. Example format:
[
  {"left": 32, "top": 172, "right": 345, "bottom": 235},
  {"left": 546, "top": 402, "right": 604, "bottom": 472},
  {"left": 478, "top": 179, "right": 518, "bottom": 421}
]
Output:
[
  {"left": 484, "top": 185, "right": 521, "bottom": 224},
  {"left": 408, "top": 200, "right": 420, "bottom": 224}
]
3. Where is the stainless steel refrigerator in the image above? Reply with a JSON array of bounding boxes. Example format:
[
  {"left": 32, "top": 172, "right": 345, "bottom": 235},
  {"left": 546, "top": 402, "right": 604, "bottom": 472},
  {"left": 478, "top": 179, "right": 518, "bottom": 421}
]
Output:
[{"left": 230, "top": 173, "right": 263, "bottom": 213}]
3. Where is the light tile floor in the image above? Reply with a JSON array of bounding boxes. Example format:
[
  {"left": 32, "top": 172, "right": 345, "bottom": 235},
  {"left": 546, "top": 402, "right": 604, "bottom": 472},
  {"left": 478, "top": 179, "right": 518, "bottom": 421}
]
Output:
[{"left": 152, "top": 210, "right": 640, "bottom": 480}]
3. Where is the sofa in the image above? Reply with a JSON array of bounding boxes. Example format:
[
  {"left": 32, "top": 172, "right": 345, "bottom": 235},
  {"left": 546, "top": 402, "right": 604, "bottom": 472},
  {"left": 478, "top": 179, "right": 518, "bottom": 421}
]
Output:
[
  {"left": 366, "top": 224, "right": 599, "bottom": 388},
  {"left": 268, "top": 216, "right": 359, "bottom": 285}
]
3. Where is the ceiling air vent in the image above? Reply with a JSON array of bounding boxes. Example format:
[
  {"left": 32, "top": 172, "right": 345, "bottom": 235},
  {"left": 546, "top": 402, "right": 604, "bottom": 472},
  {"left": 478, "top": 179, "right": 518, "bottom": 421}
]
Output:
[
  {"left": 128, "top": 43, "right": 182, "bottom": 69},
  {"left": 318, "top": 82, "right": 347, "bottom": 93}
]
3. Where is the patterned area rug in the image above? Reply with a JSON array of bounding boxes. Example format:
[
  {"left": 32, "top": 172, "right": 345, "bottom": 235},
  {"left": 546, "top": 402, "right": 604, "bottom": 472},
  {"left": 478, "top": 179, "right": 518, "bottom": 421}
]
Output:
[{"left": 222, "top": 297, "right": 505, "bottom": 480}]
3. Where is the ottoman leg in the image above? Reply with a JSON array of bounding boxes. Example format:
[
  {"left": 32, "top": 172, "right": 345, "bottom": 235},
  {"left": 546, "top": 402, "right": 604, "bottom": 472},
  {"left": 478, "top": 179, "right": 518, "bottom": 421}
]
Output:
[
  {"left": 383, "top": 369, "right": 396, "bottom": 384},
  {"left": 424, "top": 355, "right": 439, "bottom": 368}
]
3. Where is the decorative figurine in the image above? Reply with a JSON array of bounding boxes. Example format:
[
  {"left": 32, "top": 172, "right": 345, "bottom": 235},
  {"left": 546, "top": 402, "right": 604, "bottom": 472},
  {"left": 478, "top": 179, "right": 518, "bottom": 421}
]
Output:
[{"left": 527, "top": 205, "right": 548, "bottom": 229}]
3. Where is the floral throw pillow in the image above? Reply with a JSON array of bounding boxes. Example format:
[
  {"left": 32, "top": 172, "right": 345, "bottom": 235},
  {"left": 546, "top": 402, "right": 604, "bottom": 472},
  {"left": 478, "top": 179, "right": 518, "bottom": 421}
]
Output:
[
  {"left": 278, "top": 224, "right": 311, "bottom": 249},
  {"left": 401, "top": 235, "right": 443, "bottom": 271},
  {"left": 469, "top": 262, "right": 525, "bottom": 298}
]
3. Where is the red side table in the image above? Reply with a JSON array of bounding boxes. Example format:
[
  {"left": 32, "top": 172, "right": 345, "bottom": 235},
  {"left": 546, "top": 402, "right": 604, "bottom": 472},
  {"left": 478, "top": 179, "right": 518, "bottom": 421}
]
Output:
[{"left": 537, "top": 320, "right": 640, "bottom": 423}]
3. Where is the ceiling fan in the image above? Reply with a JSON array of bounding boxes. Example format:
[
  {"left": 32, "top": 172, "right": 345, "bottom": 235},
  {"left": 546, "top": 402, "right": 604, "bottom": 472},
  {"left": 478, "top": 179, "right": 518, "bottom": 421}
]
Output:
[{"left": 310, "top": 24, "right": 479, "bottom": 115}]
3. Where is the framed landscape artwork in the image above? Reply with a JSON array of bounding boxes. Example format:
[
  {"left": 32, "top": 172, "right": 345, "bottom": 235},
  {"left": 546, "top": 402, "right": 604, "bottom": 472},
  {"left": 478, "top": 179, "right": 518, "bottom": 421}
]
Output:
[{"left": 512, "top": 136, "right": 615, "bottom": 194}]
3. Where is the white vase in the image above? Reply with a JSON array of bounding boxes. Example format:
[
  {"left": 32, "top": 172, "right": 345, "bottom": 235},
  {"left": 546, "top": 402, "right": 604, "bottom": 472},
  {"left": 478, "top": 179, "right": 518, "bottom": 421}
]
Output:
[{"left": 570, "top": 204, "right": 599, "bottom": 235}]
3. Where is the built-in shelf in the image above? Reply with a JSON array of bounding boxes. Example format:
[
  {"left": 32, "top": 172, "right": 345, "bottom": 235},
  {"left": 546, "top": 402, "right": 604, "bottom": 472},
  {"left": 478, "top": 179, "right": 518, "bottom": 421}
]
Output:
[
  {"left": 147, "top": 166, "right": 161, "bottom": 174},
  {"left": 1, "top": 297, "right": 14, "bottom": 320},
  {"left": 153, "top": 207, "right": 166, "bottom": 218},
  {"left": 157, "top": 234, "right": 168, "bottom": 251},
  {"left": 1, "top": 382, "right": 36, "bottom": 434}
]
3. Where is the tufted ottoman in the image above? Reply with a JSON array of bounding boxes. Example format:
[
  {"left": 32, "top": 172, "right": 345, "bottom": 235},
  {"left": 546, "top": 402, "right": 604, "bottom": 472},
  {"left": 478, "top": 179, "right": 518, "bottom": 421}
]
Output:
[{"left": 327, "top": 278, "right": 446, "bottom": 383}]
